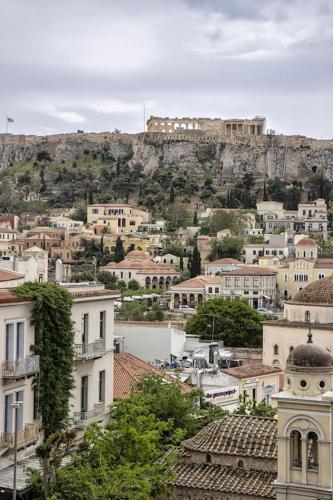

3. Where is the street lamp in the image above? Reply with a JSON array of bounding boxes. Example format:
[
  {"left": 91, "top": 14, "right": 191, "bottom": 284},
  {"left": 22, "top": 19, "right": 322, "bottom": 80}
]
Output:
[{"left": 11, "top": 401, "right": 22, "bottom": 500}]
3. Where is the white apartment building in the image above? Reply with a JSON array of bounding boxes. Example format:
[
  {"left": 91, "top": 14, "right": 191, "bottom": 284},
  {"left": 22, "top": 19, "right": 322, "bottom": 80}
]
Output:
[
  {"left": 0, "top": 283, "right": 119, "bottom": 458},
  {"left": 257, "top": 199, "right": 328, "bottom": 237}
]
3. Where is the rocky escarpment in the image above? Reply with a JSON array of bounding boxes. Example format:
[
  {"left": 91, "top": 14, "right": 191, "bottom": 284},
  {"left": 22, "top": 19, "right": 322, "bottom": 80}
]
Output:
[{"left": 0, "top": 131, "right": 333, "bottom": 183}]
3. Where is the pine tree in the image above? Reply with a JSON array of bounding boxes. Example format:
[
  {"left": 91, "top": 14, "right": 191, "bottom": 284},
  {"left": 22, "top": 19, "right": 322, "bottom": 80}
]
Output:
[
  {"left": 114, "top": 236, "right": 125, "bottom": 263},
  {"left": 169, "top": 184, "right": 175, "bottom": 203},
  {"left": 193, "top": 211, "right": 198, "bottom": 225},
  {"left": 189, "top": 244, "right": 201, "bottom": 278}
]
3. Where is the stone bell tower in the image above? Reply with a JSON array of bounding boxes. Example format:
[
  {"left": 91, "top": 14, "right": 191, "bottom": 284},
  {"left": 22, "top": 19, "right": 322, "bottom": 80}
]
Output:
[{"left": 273, "top": 332, "right": 333, "bottom": 500}]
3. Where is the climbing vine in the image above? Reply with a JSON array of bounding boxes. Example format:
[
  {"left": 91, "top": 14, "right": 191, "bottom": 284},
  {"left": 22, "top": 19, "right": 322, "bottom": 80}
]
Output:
[{"left": 14, "top": 282, "right": 75, "bottom": 439}]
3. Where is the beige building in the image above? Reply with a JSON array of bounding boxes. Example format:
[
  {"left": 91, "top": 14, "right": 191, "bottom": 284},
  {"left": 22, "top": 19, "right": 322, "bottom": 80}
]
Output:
[
  {"left": 263, "top": 276, "right": 333, "bottom": 369},
  {"left": 0, "top": 283, "right": 119, "bottom": 458},
  {"left": 147, "top": 115, "right": 266, "bottom": 135},
  {"left": 87, "top": 204, "right": 150, "bottom": 234},
  {"left": 0, "top": 246, "right": 48, "bottom": 282},
  {"left": 101, "top": 250, "right": 179, "bottom": 289},
  {"left": 170, "top": 266, "right": 277, "bottom": 310}
]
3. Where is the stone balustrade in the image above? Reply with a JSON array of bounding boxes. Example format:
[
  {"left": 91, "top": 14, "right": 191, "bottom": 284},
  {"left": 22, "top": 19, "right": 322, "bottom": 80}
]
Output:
[
  {"left": 74, "top": 339, "right": 105, "bottom": 360},
  {"left": 2, "top": 355, "right": 40, "bottom": 379}
]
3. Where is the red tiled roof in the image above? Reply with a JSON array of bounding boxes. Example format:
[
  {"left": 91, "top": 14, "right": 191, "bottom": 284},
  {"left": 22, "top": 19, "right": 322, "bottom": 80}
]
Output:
[
  {"left": 171, "top": 276, "right": 209, "bottom": 289},
  {"left": 171, "top": 462, "right": 276, "bottom": 498},
  {"left": 113, "top": 352, "right": 192, "bottom": 399},
  {"left": 183, "top": 415, "right": 277, "bottom": 459},
  {"left": 0, "top": 269, "right": 24, "bottom": 282},
  {"left": 295, "top": 238, "right": 317, "bottom": 246},
  {"left": 207, "top": 258, "right": 242, "bottom": 265},
  {"left": 223, "top": 266, "right": 277, "bottom": 276},
  {"left": 0, "top": 289, "right": 31, "bottom": 305},
  {"left": 221, "top": 364, "right": 281, "bottom": 379}
]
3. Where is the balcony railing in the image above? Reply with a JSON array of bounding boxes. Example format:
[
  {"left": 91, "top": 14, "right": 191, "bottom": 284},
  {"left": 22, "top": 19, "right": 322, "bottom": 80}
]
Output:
[
  {"left": 0, "top": 423, "right": 39, "bottom": 449},
  {"left": 74, "top": 340, "right": 106, "bottom": 360},
  {"left": 73, "top": 403, "right": 105, "bottom": 427},
  {"left": 2, "top": 355, "right": 40, "bottom": 379}
]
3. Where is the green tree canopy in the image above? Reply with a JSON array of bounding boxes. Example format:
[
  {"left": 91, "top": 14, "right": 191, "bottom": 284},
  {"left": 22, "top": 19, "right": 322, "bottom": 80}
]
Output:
[
  {"left": 209, "top": 236, "right": 243, "bottom": 261},
  {"left": 189, "top": 243, "right": 201, "bottom": 278},
  {"left": 185, "top": 298, "right": 263, "bottom": 347},
  {"left": 164, "top": 202, "right": 190, "bottom": 230},
  {"left": 114, "top": 236, "right": 125, "bottom": 263}
]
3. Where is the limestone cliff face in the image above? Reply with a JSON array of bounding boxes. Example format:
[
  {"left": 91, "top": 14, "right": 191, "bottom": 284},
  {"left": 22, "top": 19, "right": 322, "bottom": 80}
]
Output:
[{"left": 0, "top": 131, "right": 332, "bottom": 182}]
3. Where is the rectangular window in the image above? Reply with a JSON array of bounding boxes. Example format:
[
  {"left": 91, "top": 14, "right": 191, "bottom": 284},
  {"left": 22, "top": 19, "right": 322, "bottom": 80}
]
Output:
[
  {"left": 208, "top": 287, "right": 212, "bottom": 293},
  {"left": 235, "top": 277, "right": 240, "bottom": 287},
  {"left": 226, "top": 277, "right": 231, "bottom": 287},
  {"left": 244, "top": 277, "right": 249, "bottom": 287},
  {"left": 92, "top": 208, "right": 99, "bottom": 214},
  {"left": 100, "top": 311, "right": 106, "bottom": 339},
  {"left": 82, "top": 314, "right": 88, "bottom": 344},
  {"left": 252, "top": 388, "right": 257, "bottom": 401},
  {"left": 214, "top": 287, "right": 219, "bottom": 294},
  {"left": 99, "top": 370, "right": 105, "bottom": 402},
  {"left": 129, "top": 221, "right": 136, "bottom": 226},
  {"left": 5, "top": 390, "right": 24, "bottom": 433},
  {"left": 81, "top": 376, "right": 88, "bottom": 413},
  {"left": 6, "top": 321, "right": 25, "bottom": 362}
]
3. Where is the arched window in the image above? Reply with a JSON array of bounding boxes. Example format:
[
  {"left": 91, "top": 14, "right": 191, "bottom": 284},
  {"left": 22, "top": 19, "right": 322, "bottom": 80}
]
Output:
[
  {"left": 290, "top": 430, "right": 302, "bottom": 467},
  {"left": 289, "top": 346, "right": 294, "bottom": 352},
  {"left": 206, "top": 453, "right": 212, "bottom": 463},
  {"left": 305, "top": 311, "right": 311, "bottom": 323},
  {"left": 273, "top": 344, "right": 279, "bottom": 355},
  {"left": 307, "top": 432, "right": 318, "bottom": 470},
  {"left": 238, "top": 460, "right": 244, "bottom": 468}
]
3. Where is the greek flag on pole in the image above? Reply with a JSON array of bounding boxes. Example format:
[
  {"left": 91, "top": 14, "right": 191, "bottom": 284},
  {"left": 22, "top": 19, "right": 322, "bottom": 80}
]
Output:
[{"left": 7, "top": 117, "right": 14, "bottom": 123}]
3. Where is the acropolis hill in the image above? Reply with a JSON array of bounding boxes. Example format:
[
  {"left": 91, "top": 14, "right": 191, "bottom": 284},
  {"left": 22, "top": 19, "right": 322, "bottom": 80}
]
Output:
[{"left": 1, "top": 128, "right": 333, "bottom": 182}]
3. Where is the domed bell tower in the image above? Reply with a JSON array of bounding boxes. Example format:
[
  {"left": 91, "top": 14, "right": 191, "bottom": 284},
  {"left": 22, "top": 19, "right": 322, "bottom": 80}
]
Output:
[{"left": 273, "top": 332, "right": 333, "bottom": 500}]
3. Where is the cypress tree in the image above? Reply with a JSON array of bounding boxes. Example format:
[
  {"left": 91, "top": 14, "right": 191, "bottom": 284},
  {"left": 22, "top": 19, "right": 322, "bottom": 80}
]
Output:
[
  {"left": 169, "top": 184, "right": 175, "bottom": 204},
  {"left": 179, "top": 255, "right": 184, "bottom": 271},
  {"left": 189, "top": 244, "right": 201, "bottom": 278},
  {"left": 114, "top": 236, "right": 125, "bottom": 263},
  {"left": 193, "top": 211, "right": 198, "bottom": 225}
]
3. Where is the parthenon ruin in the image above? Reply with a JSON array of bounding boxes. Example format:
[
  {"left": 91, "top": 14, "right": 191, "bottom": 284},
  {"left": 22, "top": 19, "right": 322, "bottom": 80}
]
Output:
[{"left": 146, "top": 116, "right": 266, "bottom": 136}]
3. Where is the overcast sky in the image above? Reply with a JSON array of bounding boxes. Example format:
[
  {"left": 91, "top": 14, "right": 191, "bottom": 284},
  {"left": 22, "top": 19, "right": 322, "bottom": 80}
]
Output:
[{"left": 1, "top": 0, "right": 332, "bottom": 138}]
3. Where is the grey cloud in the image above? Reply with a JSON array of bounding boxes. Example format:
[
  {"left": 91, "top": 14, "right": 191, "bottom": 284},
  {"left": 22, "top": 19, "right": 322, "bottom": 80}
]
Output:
[{"left": 0, "top": 0, "right": 332, "bottom": 138}]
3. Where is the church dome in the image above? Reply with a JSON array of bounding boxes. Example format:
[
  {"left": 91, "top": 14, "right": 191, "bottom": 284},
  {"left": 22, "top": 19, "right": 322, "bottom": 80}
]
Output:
[
  {"left": 286, "top": 334, "right": 333, "bottom": 372},
  {"left": 293, "top": 276, "right": 333, "bottom": 305}
]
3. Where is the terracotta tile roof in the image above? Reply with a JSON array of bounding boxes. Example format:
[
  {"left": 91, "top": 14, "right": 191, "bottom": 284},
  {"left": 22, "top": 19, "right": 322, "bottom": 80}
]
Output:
[
  {"left": 314, "top": 259, "right": 333, "bottom": 269},
  {"left": 245, "top": 244, "right": 286, "bottom": 248},
  {"left": 295, "top": 237, "right": 317, "bottom": 246},
  {"left": 183, "top": 415, "right": 277, "bottom": 459},
  {"left": 70, "top": 289, "right": 121, "bottom": 300},
  {"left": 114, "top": 352, "right": 192, "bottom": 399},
  {"left": 207, "top": 258, "right": 242, "bottom": 265},
  {"left": 221, "top": 364, "right": 281, "bottom": 379},
  {"left": 223, "top": 266, "right": 277, "bottom": 276},
  {"left": 171, "top": 462, "right": 276, "bottom": 498},
  {"left": 0, "top": 269, "right": 24, "bottom": 281},
  {"left": 0, "top": 289, "right": 31, "bottom": 305},
  {"left": 171, "top": 276, "right": 209, "bottom": 290}
]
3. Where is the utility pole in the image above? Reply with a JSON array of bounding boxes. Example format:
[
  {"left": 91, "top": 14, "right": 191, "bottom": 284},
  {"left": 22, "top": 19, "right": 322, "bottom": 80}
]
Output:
[
  {"left": 143, "top": 104, "right": 146, "bottom": 133},
  {"left": 11, "top": 401, "right": 23, "bottom": 500}
]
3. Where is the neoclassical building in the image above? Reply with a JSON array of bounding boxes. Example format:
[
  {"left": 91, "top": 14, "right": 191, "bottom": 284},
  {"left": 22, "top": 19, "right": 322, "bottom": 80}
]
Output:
[{"left": 101, "top": 250, "right": 179, "bottom": 289}]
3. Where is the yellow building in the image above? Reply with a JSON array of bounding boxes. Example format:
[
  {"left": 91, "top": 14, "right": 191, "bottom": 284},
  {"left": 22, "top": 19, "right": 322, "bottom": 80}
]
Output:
[
  {"left": 277, "top": 258, "right": 333, "bottom": 299},
  {"left": 87, "top": 204, "right": 150, "bottom": 234}
]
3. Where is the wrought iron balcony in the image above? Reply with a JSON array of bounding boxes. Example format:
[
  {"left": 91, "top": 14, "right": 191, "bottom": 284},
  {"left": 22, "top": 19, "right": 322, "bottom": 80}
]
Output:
[
  {"left": 2, "top": 355, "right": 40, "bottom": 379},
  {"left": 74, "top": 340, "right": 105, "bottom": 360},
  {"left": 0, "top": 423, "right": 39, "bottom": 449},
  {"left": 73, "top": 403, "right": 105, "bottom": 427}
]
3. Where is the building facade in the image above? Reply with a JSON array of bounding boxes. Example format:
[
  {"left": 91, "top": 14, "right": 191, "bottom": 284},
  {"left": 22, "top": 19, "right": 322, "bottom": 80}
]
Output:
[
  {"left": 147, "top": 116, "right": 266, "bottom": 135},
  {"left": 87, "top": 204, "right": 150, "bottom": 234}
]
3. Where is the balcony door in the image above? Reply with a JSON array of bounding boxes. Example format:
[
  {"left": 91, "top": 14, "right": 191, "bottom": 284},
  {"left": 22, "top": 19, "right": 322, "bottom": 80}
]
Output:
[
  {"left": 4, "top": 390, "right": 24, "bottom": 433},
  {"left": 81, "top": 376, "right": 88, "bottom": 413},
  {"left": 5, "top": 321, "right": 24, "bottom": 362},
  {"left": 82, "top": 314, "right": 89, "bottom": 346}
]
